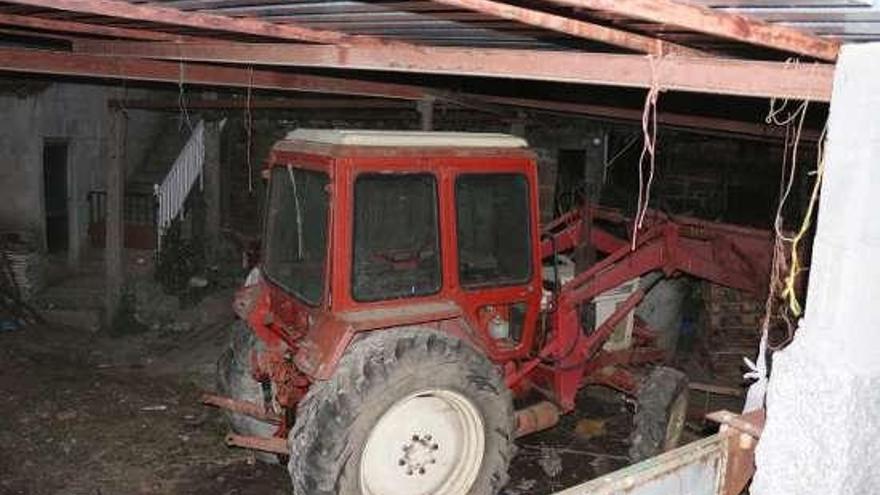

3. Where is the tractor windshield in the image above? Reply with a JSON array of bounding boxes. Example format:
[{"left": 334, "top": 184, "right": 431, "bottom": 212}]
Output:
[{"left": 263, "top": 166, "right": 330, "bottom": 305}]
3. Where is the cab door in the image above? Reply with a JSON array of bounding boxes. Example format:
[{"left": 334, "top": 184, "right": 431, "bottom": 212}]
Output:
[{"left": 451, "top": 169, "right": 542, "bottom": 361}]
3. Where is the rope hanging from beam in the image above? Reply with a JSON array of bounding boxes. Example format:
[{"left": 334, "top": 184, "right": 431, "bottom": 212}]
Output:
[{"left": 632, "top": 56, "right": 663, "bottom": 250}]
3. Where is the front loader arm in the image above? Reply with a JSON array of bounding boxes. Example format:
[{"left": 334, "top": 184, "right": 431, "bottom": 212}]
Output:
[
  {"left": 521, "top": 206, "right": 773, "bottom": 410},
  {"left": 542, "top": 205, "right": 773, "bottom": 304}
]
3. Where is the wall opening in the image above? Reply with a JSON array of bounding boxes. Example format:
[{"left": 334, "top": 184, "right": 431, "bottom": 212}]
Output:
[
  {"left": 554, "top": 149, "right": 587, "bottom": 215},
  {"left": 43, "top": 140, "right": 69, "bottom": 254}
]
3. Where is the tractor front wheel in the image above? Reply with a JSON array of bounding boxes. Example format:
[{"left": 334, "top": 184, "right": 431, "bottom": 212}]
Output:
[
  {"left": 628, "top": 366, "right": 689, "bottom": 462},
  {"left": 288, "top": 328, "right": 515, "bottom": 495},
  {"left": 216, "top": 320, "right": 279, "bottom": 464}
]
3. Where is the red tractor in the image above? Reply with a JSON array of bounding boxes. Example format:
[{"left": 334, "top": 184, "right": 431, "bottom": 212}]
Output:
[{"left": 206, "top": 129, "right": 771, "bottom": 495}]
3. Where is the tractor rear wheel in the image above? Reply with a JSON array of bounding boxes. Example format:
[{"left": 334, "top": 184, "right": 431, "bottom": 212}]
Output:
[
  {"left": 216, "top": 319, "right": 278, "bottom": 464},
  {"left": 628, "top": 366, "right": 689, "bottom": 462},
  {"left": 288, "top": 328, "right": 515, "bottom": 495}
]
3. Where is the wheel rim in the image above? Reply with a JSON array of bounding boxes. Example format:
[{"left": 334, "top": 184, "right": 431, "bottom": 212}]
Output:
[
  {"left": 360, "top": 389, "right": 485, "bottom": 495},
  {"left": 663, "top": 391, "right": 688, "bottom": 450}
]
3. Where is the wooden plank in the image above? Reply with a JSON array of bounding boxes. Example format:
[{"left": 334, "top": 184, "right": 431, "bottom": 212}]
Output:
[
  {"left": 72, "top": 41, "right": 836, "bottom": 101},
  {"left": 540, "top": 0, "right": 841, "bottom": 61}
]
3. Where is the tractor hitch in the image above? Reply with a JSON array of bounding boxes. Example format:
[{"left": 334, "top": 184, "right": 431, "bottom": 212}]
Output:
[
  {"left": 225, "top": 433, "right": 288, "bottom": 455},
  {"left": 201, "top": 393, "right": 281, "bottom": 424}
]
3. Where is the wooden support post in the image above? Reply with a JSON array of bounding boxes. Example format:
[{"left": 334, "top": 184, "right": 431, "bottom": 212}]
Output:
[
  {"left": 418, "top": 97, "right": 435, "bottom": 131},
  {"left": 573, "top": 133, "right": 605, "bottom": 271},
  {"left": 104, "top": 107, "right": 125, "bottom": 329},
  {"left": 509, "top": 111, "right": 527, "bottom": 137},
  {"left": 203, "top": 119, "right": 221, "bottom": 264}
]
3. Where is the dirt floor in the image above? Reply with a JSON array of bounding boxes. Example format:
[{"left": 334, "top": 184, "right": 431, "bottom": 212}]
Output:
[{"left": 0, "top": 299, "right": 707, "bottom": 495}]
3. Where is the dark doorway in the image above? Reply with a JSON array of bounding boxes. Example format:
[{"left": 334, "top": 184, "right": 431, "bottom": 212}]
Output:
[
  {"left": 43, "top": 141, "right": 69, "bottom": 253},
  {"left": 555, "top": 149, "right": 587, "bottom": 215}
]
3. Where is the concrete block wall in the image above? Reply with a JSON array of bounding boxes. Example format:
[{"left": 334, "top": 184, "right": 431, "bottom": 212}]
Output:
[
  {"left": 0, "top": 84, "right": 110, "bottom": 264},
  {"left": 0, "top": 82, "right": 174, "bottom": 264},
  {"left": 606, "top": 132, "right": 797, "bottom": 227}
]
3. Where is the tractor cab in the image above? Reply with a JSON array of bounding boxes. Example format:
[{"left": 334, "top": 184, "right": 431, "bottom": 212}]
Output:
[{"left": 249, "top": 129, "right": 543, "bottom": 379}]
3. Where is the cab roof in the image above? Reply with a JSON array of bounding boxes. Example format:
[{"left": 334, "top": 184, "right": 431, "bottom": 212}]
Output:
[{"left": 284, "top": 129, "right": 528, "bottom": 149}]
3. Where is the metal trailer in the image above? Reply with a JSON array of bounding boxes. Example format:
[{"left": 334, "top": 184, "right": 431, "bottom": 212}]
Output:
[{"left": 553, "top": 410, "right": 764, "bottom": 495}]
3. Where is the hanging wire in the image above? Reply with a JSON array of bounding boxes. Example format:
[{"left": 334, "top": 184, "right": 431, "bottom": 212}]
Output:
[
  {"left": 760, "top": 96, "right": 813, "bottom": 350},
  {"left": 602, "top": 132, "right": 641, "bottom": 184},
  {"left": 766, "top": 58, "right": 804, "bottom": 127},
  {"left": 245, "top": 66, "right": 254, "bottom": 194},
  {"left": 632, "top": 56, "right": 662, "bottom": 250},
  {"left": 177, "top": 58, "right": 193, "bottom": 132},
  {"left": 782, "top": 123, "right": 828, "bottom": 318},
  {"left": 286, "top": 164, "right": 304, "bottom": 259}
]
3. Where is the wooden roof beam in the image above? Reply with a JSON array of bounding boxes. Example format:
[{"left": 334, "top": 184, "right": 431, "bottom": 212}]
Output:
[
  {"left": 539, "top": 0, "right": 840, "bottom": 61},
  {"left": 0, "top": 47, "right": 817, "bottom": 141},
  {"left": 0, "top": 46, "right": 430, "bottom": 100},
  {"left": 430, "top": 0, "right": 706, "bottom": 56},
  {"left": 478, "top": 94, "right": 822, "bottom": 142},
  {"left": 1, "top": 0, "right": 391, "bottom": 45},
  {"left": 72, "top": 40, "right": 835, "bottom": 101}
]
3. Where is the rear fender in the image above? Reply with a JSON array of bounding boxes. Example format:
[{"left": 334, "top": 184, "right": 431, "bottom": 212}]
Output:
[{"left": 294, "top": 301, "right": 481, "bottom": 380}]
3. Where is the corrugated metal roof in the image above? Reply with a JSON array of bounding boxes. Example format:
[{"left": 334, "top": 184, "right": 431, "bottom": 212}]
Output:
[
  {"left": 693, "top": 0, "right": 880, "bottom": 41},
  {"left": 0, "top": 0, "right": 873, "bottom": 57}
]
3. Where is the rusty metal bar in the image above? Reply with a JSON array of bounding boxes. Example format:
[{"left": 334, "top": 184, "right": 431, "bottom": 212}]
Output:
[
  {"left": 430, "top": 0, "right": 704, "bottom": 56},
  {"left": 689, "top": 382, "right": 744, "bottom": 398},
  {"left": 71, "top": 41, "right": 835, "bottom": 101},
  {"left": 540, "top": 0, "right": 840, "bottom": 62},
  {"left": 110, "top": 98, "right": 416, "bottom": 110},
  {"left": 0, "top": 12, "right": 196, "bottom": 42},
  {"left": 225, "top": 433, "right": 288, "bottom": 455},
  {"left": 202, "top": 393, "right": 281, "bottom": 424},
  {"left": 706, "top": 409, "right": 765, "bottom": 439},
  {"left": 2, "top": 0, "right": 389, "bottom": 45},
  {"left": 515, "top": 401, "right": 562, "bottom": 437},
  {"left": 477, "top": 94, "right": 824, "bottom": 142},
  {"left": 0, "top": 46, "right": 429, "bottom": 101}
]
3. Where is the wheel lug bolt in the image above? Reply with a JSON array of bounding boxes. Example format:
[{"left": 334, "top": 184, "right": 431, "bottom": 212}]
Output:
[
  {"left": 431, "top": 443, "right": 439, "bottom": 450},
  {"left": 419, "top": 468, "right": 426, "bottom": 475},
  {"left": 412, "top": 434, "right": 419, "bottom": 441}
]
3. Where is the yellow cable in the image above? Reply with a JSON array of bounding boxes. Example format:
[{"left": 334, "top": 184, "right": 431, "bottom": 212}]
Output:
[{"left": 782, "top": 126, "right": 828, "bottom": 317}]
